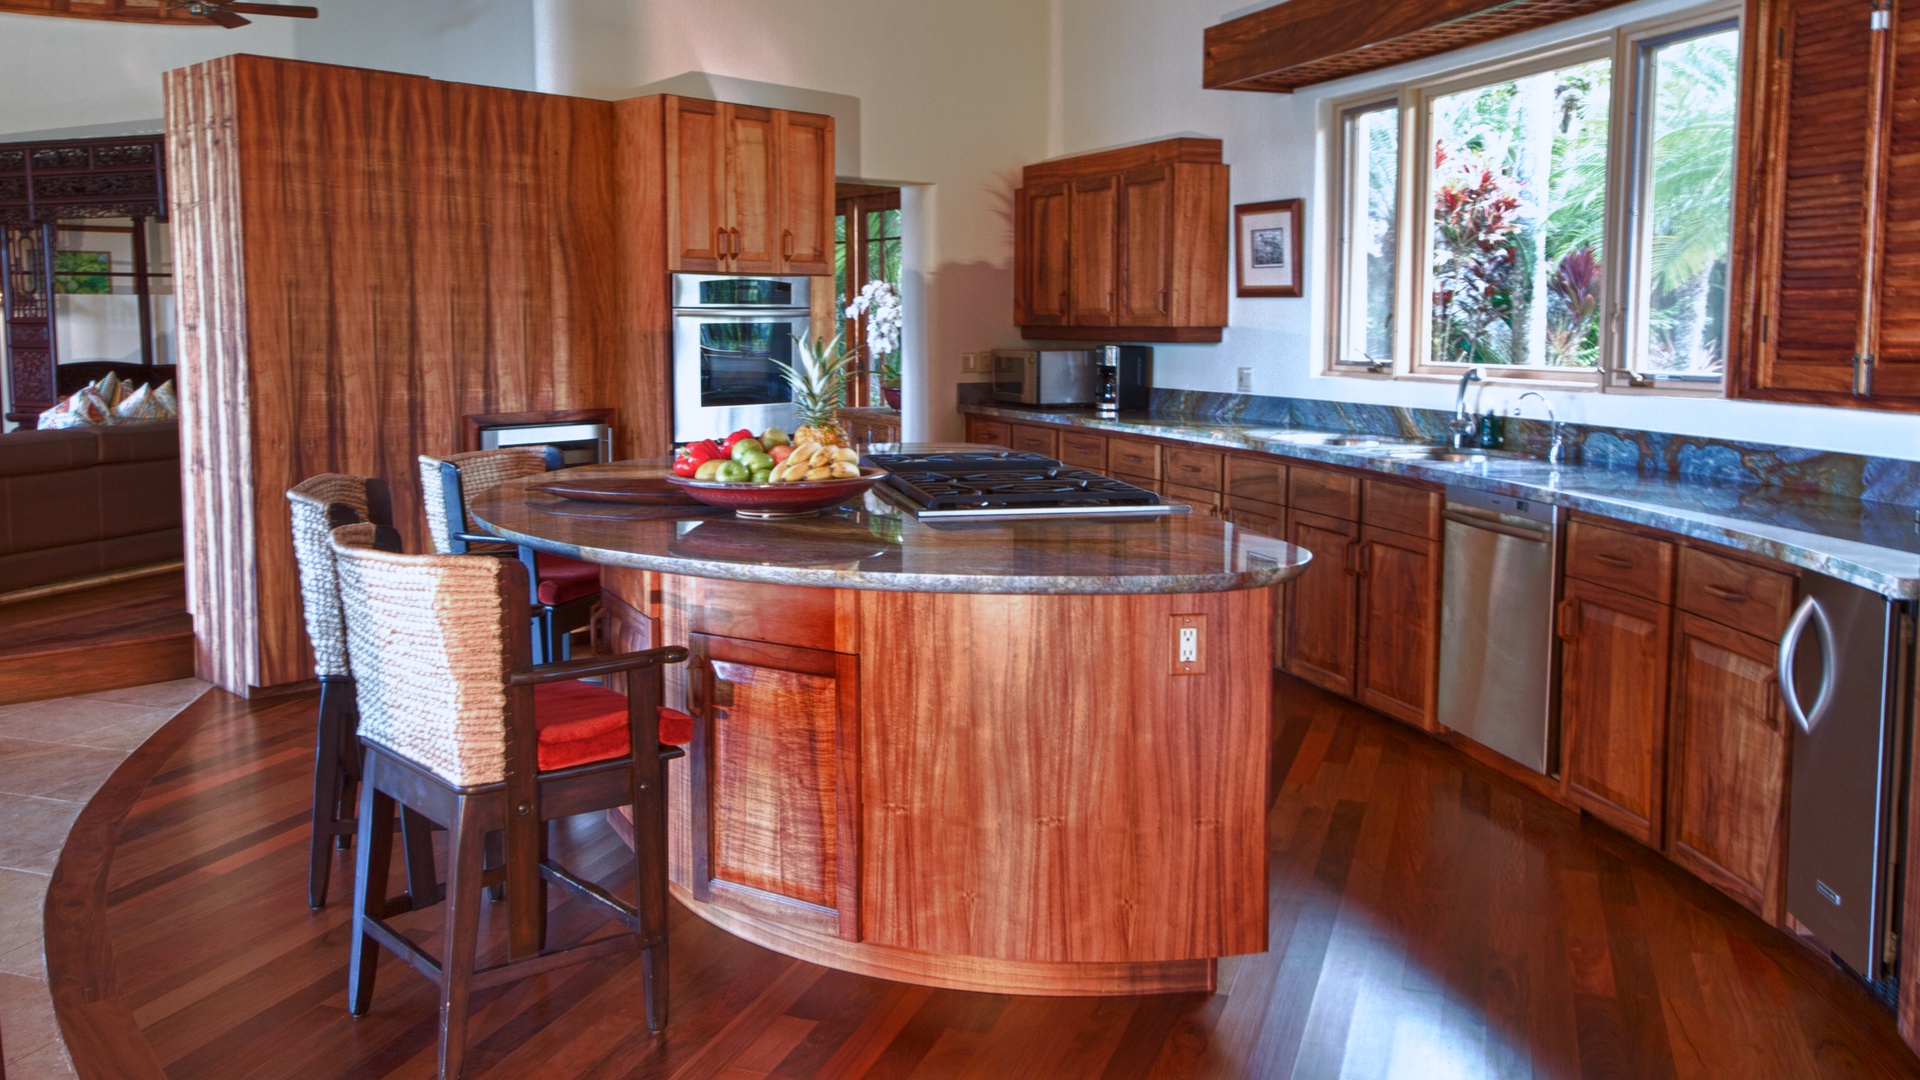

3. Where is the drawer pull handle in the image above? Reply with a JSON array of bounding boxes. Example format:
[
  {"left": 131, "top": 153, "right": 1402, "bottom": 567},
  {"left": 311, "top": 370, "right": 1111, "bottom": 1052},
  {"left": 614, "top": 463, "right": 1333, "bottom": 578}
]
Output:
[
  {"left": 1703, "top": 583, "right": 1749, "bottom": 603},
  {"left": 1594, "top": 553, "right": 1634, "bottom": 568}
]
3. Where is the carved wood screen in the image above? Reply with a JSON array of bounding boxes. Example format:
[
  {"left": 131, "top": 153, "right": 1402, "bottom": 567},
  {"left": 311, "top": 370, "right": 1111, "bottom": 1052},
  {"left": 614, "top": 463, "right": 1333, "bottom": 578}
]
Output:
[{"left": 0, "top": 134, "right": 167, "bottom": 423}]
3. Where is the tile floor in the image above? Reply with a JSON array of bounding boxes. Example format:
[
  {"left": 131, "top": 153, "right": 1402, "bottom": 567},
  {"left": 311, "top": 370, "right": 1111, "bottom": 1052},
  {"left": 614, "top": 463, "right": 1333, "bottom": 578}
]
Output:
[{"left": 0, "top": 678, "right": 209, "bottom": 1079}]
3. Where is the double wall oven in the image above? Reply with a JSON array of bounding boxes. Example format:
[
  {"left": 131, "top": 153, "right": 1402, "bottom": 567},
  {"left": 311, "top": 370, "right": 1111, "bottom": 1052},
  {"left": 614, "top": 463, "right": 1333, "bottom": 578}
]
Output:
[{"left": 672, "top": 274, "right": 811, "bottom": 442}]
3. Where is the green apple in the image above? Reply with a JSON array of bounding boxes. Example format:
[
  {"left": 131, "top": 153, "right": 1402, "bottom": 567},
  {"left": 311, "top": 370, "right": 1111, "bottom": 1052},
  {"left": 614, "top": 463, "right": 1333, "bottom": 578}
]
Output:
[
  {"left": 729, "top": 437, "right": 765, "bottom": 461},
  {"left": 694, "top": 458, "right": 725, "bottom": 481},
  {"left": 739, "top": 449, "right": 775, "bottom": 471},
  {"left": 751, "top": 466, "right": 773, "bottom": 483},
  {"left": 713, "top": 460, "right": 751, "bottom": 483}
]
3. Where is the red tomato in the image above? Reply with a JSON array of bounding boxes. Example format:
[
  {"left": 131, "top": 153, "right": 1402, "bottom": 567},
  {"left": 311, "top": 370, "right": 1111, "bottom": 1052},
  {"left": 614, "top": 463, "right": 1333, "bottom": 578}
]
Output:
[{"left": 721, "top": 428, "right": 755, "bottom": 450}]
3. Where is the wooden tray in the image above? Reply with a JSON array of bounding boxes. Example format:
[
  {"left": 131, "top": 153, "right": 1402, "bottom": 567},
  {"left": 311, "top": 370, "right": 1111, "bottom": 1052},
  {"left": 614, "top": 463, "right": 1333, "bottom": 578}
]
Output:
[{"left": 532, "top": 477, "right": 700, "bottom": 505}]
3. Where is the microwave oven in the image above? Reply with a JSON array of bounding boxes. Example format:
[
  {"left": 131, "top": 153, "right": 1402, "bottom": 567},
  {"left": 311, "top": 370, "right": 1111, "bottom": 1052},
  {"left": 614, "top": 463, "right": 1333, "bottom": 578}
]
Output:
[{"left": 991, "top": 350, "right": 1098, "bottom": 405}]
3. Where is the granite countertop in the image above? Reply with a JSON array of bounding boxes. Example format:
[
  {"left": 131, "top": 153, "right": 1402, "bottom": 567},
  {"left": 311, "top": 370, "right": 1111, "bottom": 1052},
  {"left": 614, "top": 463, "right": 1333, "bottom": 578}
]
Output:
[
  {"left": 962, "top": 403, "right": 1920, "bottom": 600},
  {"left": 468, "top": 457, "right": 1311, "bottom": 595}
]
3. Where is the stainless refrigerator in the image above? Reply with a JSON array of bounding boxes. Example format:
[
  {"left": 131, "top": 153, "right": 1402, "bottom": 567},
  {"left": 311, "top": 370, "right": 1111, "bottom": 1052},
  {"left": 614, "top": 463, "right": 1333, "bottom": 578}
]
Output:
[{"left": 1783, "top": 570, "right": 1913, "bottom": 981}]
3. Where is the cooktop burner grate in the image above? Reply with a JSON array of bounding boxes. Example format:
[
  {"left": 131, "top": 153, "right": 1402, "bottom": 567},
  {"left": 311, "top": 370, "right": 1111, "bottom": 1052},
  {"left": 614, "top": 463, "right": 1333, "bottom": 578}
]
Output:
[
  {"left": 882, "top": 466, "right": 1161, "bottom": 511},
  {"left": 862, "top": 450, "right": 1062, "bottom": 473}
]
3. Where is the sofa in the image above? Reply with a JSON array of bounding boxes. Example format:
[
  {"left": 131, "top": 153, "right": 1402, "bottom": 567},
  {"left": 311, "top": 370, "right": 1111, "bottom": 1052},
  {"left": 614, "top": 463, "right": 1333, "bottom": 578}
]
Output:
[{"left": 0, "top": 420, "right": 182, "bottom": 593}]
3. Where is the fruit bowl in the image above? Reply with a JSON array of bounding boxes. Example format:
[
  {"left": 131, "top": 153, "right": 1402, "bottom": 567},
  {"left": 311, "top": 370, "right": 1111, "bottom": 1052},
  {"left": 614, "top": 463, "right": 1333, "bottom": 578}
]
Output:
[{"left": 663, "top": 466, "right": 889, "bottom": 518}]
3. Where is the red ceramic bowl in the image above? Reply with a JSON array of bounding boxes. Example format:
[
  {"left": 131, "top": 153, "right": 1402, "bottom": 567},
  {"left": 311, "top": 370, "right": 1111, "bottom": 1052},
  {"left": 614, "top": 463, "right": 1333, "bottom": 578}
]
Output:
[{"left": 663, "top": 466, "right": 888, "bottom": 518}]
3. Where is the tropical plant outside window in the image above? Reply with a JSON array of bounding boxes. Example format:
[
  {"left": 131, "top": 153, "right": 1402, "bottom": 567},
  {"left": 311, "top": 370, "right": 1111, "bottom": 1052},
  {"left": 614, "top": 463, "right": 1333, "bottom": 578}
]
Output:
[{"left": 1326, "top": 9, "right": 1740, "bottom": 391}]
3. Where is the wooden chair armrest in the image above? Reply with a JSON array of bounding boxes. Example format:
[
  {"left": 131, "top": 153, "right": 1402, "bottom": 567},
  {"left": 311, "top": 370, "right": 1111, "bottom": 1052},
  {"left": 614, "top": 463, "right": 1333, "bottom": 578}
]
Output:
[{"left": 509, "top": 646, "right": 690, "bottom": 686}]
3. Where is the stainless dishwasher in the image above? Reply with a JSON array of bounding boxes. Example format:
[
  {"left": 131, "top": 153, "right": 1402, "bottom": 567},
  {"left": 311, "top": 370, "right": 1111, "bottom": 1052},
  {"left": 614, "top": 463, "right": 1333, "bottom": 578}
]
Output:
[{"left": 1437, "top": 487, "right": 1559, "bottom": 772}]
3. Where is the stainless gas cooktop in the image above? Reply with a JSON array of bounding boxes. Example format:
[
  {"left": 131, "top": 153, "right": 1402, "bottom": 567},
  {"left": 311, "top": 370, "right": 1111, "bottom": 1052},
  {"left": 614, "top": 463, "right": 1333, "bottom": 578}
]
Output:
[{"left": 863, "top": 451, "right": 1183, "bottom": 520}]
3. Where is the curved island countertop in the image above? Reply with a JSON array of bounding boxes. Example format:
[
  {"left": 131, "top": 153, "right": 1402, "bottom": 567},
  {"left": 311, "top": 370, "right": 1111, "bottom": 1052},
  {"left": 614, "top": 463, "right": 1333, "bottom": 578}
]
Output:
[
  {"left": 468, "top": 450, "right": 1308, "bottom": 998},
  {"left": 467, "top": 456, "right": 1309, "bottom": 595}
]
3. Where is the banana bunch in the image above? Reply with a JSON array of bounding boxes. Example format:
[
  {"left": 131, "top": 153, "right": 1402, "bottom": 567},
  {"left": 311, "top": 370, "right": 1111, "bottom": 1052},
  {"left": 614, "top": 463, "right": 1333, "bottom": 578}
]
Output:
[{"left": 770, "top": 442, "right": 861, "bottom": 482}]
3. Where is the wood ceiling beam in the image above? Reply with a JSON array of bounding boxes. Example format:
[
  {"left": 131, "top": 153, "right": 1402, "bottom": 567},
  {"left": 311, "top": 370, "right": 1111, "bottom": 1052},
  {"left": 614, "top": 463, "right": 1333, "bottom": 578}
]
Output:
[{"left": 1203, "top": 0, "right": 1639, "bottom": 94}]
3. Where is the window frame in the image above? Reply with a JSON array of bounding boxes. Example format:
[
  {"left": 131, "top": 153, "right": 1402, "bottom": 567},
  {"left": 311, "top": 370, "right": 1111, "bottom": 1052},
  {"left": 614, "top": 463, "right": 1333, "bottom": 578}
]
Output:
[{"left": 1321, "top": 3, "right": 1741, "bottom": 395}]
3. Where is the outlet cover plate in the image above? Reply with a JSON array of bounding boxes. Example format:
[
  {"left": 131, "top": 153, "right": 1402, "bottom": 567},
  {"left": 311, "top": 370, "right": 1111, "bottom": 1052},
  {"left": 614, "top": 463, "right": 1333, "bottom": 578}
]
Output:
[{"left": 1171, "top": 613, "right": 1206, "bottom": 675}]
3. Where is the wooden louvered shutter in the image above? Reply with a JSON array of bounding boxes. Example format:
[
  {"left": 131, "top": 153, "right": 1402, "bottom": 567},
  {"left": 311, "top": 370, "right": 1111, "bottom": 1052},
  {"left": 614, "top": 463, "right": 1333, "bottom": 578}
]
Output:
[
  {"left": 1866, "top": 2, "right": 1920, "bottom": 399},
  {"left": 1752, "top": 0, "right": 1881, "bottom": 395}
]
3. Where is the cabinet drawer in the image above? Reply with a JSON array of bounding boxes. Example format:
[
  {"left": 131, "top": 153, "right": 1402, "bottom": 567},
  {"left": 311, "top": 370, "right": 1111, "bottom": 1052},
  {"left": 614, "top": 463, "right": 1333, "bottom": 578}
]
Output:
[
  {"left": 967, "top": 418, "right": 1011, "bottom": 446},
  {"left": 1008, "top": 423, "right": 1058, "bottom": 457},
  {"left": 1163, "top": 481, "right": 1222, "bottom": 517},
  {"left": 1226, "top": 496, "right": 1285, "bottom": 537},
  {"left": 1225, "top": 455, "right": 1286, "bottom": 506},
  {"left": 1288, "top": 465, "right": 1360, "bottom": 521},
  {"left": 1108, "top": 438, "right": 1162, "bottom": 479},
  {"left": 1058, "top": 430, "right": 1109, "bottom": 470},
  {"left": 1113, "top": 472, "right": 1160, "bottom": 495},
  {"left": 1566, "top": 518, "right": 1675, "bottom": 603},
  {"left": 1164, "top": 447, "right": 1224, "bottom": 491},
  {"left": 1362, "top": 478, "right": 1441, "bottom": 539},
  {"left": 1678, "top": 546, "right": 1796, "bottom": 639}
]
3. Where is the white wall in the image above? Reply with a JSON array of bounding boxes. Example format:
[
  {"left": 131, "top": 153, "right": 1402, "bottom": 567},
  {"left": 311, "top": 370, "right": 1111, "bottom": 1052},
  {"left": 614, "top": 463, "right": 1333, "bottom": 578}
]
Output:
[
  {"left": 527, "top": 0, "right": 1054, "bottom": 441},
  {"left": 1050, "top": 0, "right": 1920, "bottom": 461},
  {"left": 0, "top": 14, "right": 297, "bottom": 140}
]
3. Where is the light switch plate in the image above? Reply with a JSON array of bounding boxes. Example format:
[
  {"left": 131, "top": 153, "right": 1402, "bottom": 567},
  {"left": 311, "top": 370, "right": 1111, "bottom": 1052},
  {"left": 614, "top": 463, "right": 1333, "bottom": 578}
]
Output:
[
  {"left": 1171, "top": 613, "right": 1206, "bottom": 675},
  {"left": 1237, "top": 367, "right": 1253, "bottom": 393}
]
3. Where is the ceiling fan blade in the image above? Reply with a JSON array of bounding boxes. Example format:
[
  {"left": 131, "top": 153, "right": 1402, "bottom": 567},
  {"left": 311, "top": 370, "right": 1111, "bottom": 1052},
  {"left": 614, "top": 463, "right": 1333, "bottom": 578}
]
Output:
[
  {"left": 225, "top": 3, "right": 320, "bottom": 16},
  {"left": 205, "top": 9, "right": 252, "bottom": 27}
]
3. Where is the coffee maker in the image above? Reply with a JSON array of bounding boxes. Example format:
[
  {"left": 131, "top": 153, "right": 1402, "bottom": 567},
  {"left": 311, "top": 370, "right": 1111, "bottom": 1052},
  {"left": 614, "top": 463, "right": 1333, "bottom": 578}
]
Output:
[{"left": 1094, "top": 345, "right": 1153, "bottom": 418}]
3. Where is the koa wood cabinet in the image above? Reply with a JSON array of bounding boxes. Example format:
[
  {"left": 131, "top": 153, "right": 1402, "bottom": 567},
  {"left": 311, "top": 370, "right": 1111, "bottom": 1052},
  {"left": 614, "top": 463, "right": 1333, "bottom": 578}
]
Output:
[
  {"left": 664, "top": 96, "right": 834, "bottom": 275},
  {"left": 1014, "top": 139, "right": 1229, "bottom": 343},
  {"left": 1556, "top": 514, "right": 1795, "bottom": 920},
  {"left": 1735, "top": 0, "right": 1920, "bottom": 409}
]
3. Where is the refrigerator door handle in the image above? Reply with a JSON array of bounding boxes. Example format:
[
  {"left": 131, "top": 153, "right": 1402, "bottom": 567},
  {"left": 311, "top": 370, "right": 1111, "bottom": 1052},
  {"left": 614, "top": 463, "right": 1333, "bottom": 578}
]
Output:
[{"left": 1779, "top": 594, "right": 1838, "bottom": 734}]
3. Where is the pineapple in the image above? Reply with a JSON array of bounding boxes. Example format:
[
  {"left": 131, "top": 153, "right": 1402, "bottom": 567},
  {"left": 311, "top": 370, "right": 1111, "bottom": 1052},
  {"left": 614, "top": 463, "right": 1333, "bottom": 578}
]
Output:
[{"left": 777, "top": 332, "right": 853, "bottom": 448}]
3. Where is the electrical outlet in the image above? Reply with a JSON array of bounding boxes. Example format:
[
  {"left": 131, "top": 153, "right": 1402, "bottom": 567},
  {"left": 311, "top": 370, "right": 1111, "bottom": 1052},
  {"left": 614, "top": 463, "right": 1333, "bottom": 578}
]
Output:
[
  {"left": 1171, "top": 614, "right": 1206, "bottom": 675},
  {"left": 961, "top": 352, "right": 978, "bottom": 373},
  {"left": 1237, "top": 367, "right": 1253, "bottom": 393}
]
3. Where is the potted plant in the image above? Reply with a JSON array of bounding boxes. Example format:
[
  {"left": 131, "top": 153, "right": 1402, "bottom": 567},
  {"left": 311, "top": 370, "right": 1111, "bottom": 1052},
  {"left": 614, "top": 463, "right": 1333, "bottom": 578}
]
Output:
[{"left": 847, "top": 279, "right": 903, "bottom": 411}]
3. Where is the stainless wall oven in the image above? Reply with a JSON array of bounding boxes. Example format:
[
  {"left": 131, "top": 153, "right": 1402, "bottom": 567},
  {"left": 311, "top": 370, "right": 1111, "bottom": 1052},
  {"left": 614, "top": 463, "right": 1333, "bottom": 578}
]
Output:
[{"left": 672, "top": 274, "right": 811, "bottom": 442}]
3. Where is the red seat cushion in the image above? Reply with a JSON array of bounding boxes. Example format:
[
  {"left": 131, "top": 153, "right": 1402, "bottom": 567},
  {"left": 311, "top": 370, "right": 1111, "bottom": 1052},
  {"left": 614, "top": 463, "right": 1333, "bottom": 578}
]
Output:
[
  {"left": 533, "top": 681, "right": 693, "bottom": 771},
  {"left": 535, "top": 554, "right": 600, "bottom": 606}
]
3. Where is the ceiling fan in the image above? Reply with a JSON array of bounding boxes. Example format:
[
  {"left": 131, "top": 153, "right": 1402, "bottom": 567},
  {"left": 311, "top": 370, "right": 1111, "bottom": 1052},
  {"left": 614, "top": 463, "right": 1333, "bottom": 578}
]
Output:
[{"left": 169, "top": 1, "right": 317, "bottom": 28}]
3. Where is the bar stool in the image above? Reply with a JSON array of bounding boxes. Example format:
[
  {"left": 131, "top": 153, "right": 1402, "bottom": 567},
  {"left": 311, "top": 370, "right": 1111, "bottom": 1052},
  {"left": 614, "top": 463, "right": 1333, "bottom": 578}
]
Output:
[
  {"left": 330, "top": 523, "right": 689, "bottom": 1079},
  {"left": 287, "top": 474, "right": 442, "bottom": 910},
  {"left": 419, "top": 447, "right": 600, "bottom": 664}
]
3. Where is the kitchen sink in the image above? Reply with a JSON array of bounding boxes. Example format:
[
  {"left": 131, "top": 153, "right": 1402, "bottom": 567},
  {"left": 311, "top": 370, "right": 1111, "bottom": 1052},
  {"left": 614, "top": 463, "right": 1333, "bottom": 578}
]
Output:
[
  {"left": 1379, "top": 447, "right": 1496, "bottom": 464},
  {"left": 1253, "top": 430, "right": 1417, "bottom": 448}
]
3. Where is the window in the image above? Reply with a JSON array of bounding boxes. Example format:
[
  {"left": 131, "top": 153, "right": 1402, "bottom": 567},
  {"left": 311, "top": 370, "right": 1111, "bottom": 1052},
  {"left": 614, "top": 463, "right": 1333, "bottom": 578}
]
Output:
[
  {"left": 834, "top": 185, "right": 902, "bottom": 406},
  {"left": 1332, "top": 101, "right": 1400, "bottom": 367},
  {"left": 1325, "top": 8, "right": 1740, "bottom": 392}
]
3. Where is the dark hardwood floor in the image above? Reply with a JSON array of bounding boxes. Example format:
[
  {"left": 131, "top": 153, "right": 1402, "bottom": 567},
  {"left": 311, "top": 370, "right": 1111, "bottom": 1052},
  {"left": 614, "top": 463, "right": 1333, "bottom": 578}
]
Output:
[
  {"left": 43, "top": 672, "right": 1920, "bottom": 1079},
  {"left": 0, "top": 568, "right": 192, "bottom": 706}
]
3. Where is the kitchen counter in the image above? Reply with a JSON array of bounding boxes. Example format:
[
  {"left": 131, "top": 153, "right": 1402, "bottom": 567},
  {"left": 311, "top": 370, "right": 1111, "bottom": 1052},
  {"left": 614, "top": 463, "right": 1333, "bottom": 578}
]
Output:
[
  {"left": 962, "top": 403, "right": 1920, "bottom": 599},
  {"left": 467, "top": 457, "right": 1308, "bottom": 595},
  {"left": 468, "top": 450, "right": 1300, "bottom": 998}
]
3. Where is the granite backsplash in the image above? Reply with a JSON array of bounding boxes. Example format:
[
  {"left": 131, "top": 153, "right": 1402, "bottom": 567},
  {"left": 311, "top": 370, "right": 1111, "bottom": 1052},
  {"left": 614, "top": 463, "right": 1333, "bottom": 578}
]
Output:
[{"left": 955, "top": 384, "right": 1920, "bottom": 507}]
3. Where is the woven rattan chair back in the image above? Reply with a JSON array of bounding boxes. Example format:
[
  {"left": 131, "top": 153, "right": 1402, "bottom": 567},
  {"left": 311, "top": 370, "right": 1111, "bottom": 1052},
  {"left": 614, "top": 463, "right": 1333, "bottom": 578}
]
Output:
[
  {"left": 287, "top": 473, "right": 390, "bottom": 678},
  {"left": 330, "top": 523, "right": 519, "bottom": 788},
  {"left": 417, "top": 448, "right": 556, "bottom": 555}
]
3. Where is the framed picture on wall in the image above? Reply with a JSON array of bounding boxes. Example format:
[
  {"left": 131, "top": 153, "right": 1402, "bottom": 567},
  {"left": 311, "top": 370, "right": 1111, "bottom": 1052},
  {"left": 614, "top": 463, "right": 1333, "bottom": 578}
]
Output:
[{"left": 1235, "top": 200, "right": 1302, "bottom": 298}]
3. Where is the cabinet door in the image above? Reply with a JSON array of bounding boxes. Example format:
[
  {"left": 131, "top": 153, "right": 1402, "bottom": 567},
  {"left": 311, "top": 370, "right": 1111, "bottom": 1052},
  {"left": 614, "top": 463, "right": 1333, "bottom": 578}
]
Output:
[
  {"left": 1665, "top": 613, "right": 1790, "bottom": 920},
  {"left": 1022, "top": 182, "right": 1072, "bottom": 326},
  {"left": 1007, "top": 423, "right": 1058, "bottom": 457},
  {"left": 688, "top": 633, "right": 860, "bottom": 940},
  {"left": 1746, "top": 0, "right": 1879, "bottom": 396},
  {"left": 723, "top": 104, "right": 780, "bottom": 273},
  {"left": 1068, "top": 175, "right": 1119, "bottom": 326},
  {"left": 776, "top": 111, "right": 834, "bottom": 274},
  {"left": 1866, "top": 13, "right": 1920, "bottom": 400},
  {"left": 1227, "top": 501, "right": 1288, "bottom": 668},
  {"left": 1355, "top": 526, "right": 1441, "bottom": 731},
  {"left": 666, "top": 96, "right": 728, "bottom": 272},
  {"left": 1558, "top": 578, "right": 1672, "bottom": 846},
  {"left": 1119, "top": 165, "right": 1174, "bottom": 325},
  {"left": 1285, "top": 509, "right": 1359, "bottom": 697}
]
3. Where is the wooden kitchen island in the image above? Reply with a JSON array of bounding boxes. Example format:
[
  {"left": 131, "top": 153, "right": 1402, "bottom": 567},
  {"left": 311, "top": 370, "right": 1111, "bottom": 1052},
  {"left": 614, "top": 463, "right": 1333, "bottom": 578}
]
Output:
[{"left": 470, "top": 459, "right": 1309, "bottom": 996}]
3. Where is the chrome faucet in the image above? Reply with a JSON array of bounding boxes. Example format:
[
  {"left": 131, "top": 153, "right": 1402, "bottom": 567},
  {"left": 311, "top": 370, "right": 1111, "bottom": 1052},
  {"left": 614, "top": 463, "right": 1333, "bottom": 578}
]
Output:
[
  {"left": 1450, "top": 368, "right": 1482, "bottom": 450},
  {"left": 1517, "top": 390, "right": 1569, "bottom": 466}
]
